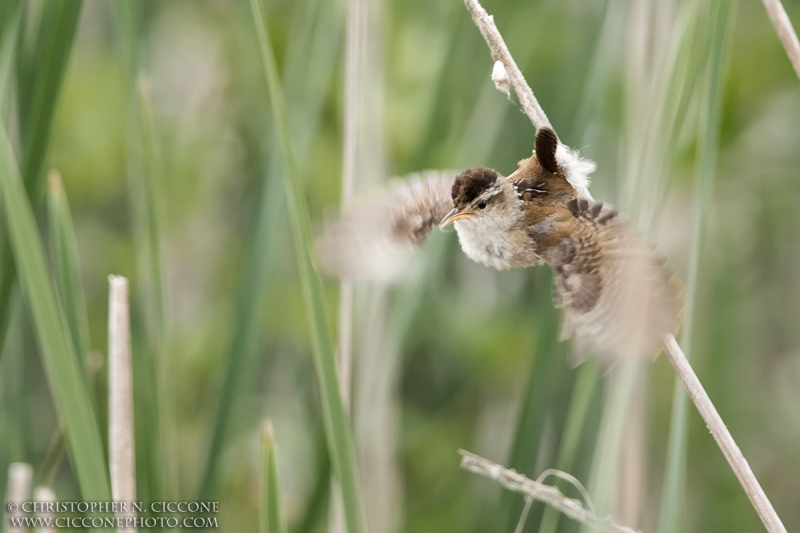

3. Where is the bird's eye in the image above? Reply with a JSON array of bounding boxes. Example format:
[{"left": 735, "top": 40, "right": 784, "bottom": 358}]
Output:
[{"left": 477, "top": 200, "right": 487, "bottom": 209}]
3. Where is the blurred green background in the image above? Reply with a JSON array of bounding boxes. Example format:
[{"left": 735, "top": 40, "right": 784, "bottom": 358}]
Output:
[{"left": 1, "top": 0, "right": 799, "bottom": 532}]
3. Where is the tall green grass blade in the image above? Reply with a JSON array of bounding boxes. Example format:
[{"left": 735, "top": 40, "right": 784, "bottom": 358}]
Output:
[
  {"left": 537, "top": 362, "right": 598, "bottom": 533},
  {"left": 407, "top": 4, "right": 464, "bottom": 170},
  {"left": 0, "top": 0, "right": 20, "bottom": 39},
  {"left": 259, "top": 421, "right": 287, "bottom": 533},
  {"left": 113, "top": 1, "right": 170, "bottom": 511},
  {"left": 568, "top": 0, "right": 626, "bottom": 142},
  {"left": 37, "top": 428, "right": 66, "bottom": 488},
  {"left": 134, "top": 79, "right": 168, "bottom": 341},
  {"left": 0, "top": 125, "right": 111, "bottom": 505},
  {"left": 249, "top": 1, "right": 367, "bottom": 532},
  {"left": 624, "top": 3, "right": 700, "bottom": 235},
  {"left": 297, "top": 441, "right": 332, "bottom": 533},
  {"left": 198, "top": 161, "right": 278, "bottom": 502},
  {"left": 198, "top": 144, "right": 276, "bottom": 502},
  {"left": 134, "top": 73, "right": 178, "bottom": 502},
  {"left": 582, "top": 361, "right": 641, "bottom": 533},
  {"left": 0, "top": 306, "right": 25, "bottom": 469},
  {"left": 36, "top": 171, "right": 94, "bottom": 494},
  {"left": 648, "top": 7, "right": 701, "bottom": 233},
  {"left": 0, "top": 7, "right": 19, "bottom": 120},
  {"left": 496, "top": 270, "right": 565, "bottom": 533},
  {"left": 0, "top": 0, "right": 84, "bottom": 360},
  {"left": 116, "top": 0, "right": 177, "bottom": 506},
  {"left": 47, "top": 170, "right": 92, "bottom": 368},
  {"left": 657, "top": 1, "right": 738, "bottom": 532},
  {"left": 199, "top": 0, "right": 344, "bottom": 501},
  {"left": 16, "top": 0, "right": 83, "bottom": 197}
]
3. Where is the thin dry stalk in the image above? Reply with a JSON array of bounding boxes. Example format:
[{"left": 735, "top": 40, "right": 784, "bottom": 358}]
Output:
[
  {"left": 463, "top": 1, "right": 787, "bottom": 531},
  {"left": 662, "top": 334, "right": 786, "bottom": 533},
  {"left": 108, "top": 276, "right": 137, "bottom": 532},
  {"left": 4, "top": 463, "right": 32, "bottom": 533},
  {"left": 760, "top": 0, "right": 800, "bottom": 80},
  {"left": 513, "top": 496, "right": 534, "bottom": 533},
  {"left": 33, "top": 487, "right": 56, "bottom": 533},
  {"left": 459, "top": 451, "right": 640, "bottom": 533},
  {"left": 463, "top": 0, "right": 552, "bottom": 131},
  {"left": 337, "top": 283, "right": 354, "bottom": 411},
  {"left": 330, "top": 0, "right": 363, "bottom": 531},
  {"left": 338, "top": 0, "right": 362, "bottom": 413}
]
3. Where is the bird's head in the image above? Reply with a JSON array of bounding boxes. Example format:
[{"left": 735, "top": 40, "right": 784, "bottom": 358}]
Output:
[{"left": 439, "top": 167, "right": 503, "bottom": 227}]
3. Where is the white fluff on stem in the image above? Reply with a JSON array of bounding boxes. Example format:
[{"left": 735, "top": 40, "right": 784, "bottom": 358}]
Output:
[
  {"left": 491, "top": 60, "right": 511, "bottom": 97},
  {"left": 463, "top": 0, "right": 552, "bottom": 131}
]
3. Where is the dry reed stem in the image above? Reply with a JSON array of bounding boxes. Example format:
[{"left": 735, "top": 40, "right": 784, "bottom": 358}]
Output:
[
  {"left": 760, "top": 0, "right": 800, "bottom": 80},
  {"left": 459, "top": 451, "right": 640, "bottom": 533},
  {"left": 338, "top": 0, "right": 362, "bottom": 414},
  {"left": 463, "top": 1, "right": 787, "bottom": 531},
  {"left": 463, "top": 0, "right": 552, "bottom": 131},
  {"left": 662, "top": 334, "right": 787, "bottom": 533},
  {"left": 108, "top": 276, "right": 137, "bottom": 532},
  {"left": 4, "top": 463, "right": 32, "bottom": 533},
  {"left": 33, "top": 487, "right": 56, "bottom": 533}
]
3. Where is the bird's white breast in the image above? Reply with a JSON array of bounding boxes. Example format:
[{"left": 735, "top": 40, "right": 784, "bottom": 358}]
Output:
[{"left": 453, "top": 205, "right": 523, "bottom": 270}]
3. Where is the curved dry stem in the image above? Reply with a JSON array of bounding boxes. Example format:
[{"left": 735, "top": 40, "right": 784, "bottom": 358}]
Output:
[
  {"left": 536, "top": 468, "right": 595, "bottom": 515},
  {"left": 459, "top": 451, "right": 640, "bottom": 533}
]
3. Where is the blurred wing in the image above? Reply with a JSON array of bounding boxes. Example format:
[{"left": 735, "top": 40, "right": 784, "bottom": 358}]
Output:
[
  {"left": 552, "top": 199, "right": 681, "bottom": 365},
  {"left": 314, "top": 171, "right": 455, "bottom": 282}
]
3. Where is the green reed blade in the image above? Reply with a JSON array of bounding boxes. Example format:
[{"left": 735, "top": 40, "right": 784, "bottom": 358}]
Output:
[
  {"left": 260, "top": 421, "right": 287, "bottom": 533},
  {"left": 658, "top": 1, "right": 738, "bottom": 532},
  {"left": 0, "top": 125, "right": 111, "bottom": 507},
  {"left": 199, "top": 0, "right": 344, "bottom": 500},
  {"left": 0, "top": 0, "right": 83, "bottom": 365},
  {"left": 248, "top": 0, "right": 367, "bottom": 531},
  {"left": 47, "top": 171, "right": 92, "bottom": 369}
]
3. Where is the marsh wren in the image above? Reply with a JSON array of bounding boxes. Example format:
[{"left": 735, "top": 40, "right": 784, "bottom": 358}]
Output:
[{"left": 316, "top": 128, "right": 680, "bottom": 363}]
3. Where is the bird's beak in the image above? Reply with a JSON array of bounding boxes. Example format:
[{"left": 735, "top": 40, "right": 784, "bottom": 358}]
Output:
[{"left": 439, "top": 207, "right": 474, "bottom": 227}]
